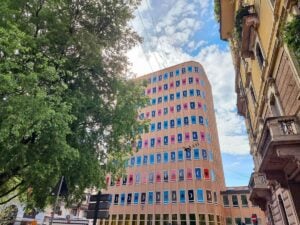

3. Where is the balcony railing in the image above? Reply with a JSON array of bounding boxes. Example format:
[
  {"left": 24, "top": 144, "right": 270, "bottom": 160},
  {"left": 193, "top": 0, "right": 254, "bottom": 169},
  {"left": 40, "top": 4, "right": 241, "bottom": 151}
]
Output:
[
  {"left": 258, "top": 116, "right": 300, "bottom": 159},
  {"left": 249, "top": 172, "right": 270, "bottom": 211}
]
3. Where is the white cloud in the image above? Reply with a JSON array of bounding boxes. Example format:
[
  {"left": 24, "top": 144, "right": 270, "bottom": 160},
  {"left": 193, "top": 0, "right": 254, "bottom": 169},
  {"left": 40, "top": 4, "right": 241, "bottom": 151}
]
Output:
[{"left": 127, "top": 0, "right": 250, "bottom": 155}]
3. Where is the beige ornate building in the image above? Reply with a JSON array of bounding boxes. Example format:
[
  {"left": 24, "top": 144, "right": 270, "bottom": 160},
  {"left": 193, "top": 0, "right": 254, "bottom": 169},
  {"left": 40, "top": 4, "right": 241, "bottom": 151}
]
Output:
[{"left": 218, "top": 0, "right": 300, "bottom": 224}]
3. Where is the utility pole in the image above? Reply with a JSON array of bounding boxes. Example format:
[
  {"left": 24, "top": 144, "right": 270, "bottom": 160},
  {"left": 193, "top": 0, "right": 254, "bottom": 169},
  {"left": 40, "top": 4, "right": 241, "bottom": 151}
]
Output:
[{"left": 49, "top": 176, "right": 64, "bottom": 225}]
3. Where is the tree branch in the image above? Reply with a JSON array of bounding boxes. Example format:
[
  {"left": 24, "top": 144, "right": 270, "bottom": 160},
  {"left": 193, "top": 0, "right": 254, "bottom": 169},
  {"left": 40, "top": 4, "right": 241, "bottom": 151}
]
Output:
[
  {"left": 0, "top": 180, "right": 25, "bottom": 198},
  {"left": 0, "top": 189, "right": 26, "bottom": 205}
]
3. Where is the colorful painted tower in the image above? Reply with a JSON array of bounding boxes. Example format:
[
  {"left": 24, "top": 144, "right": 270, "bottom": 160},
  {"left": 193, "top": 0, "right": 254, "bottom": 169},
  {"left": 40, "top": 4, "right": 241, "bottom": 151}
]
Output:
[{"left": 104, "top": 61, "right": 227, "bottom": 224}]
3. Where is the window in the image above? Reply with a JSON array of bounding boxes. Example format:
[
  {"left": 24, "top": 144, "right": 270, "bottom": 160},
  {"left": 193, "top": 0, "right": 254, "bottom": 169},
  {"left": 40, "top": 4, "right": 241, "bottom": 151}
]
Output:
[
  {"left": 143, "top": 155, "right": 148, "bottom": 165},
  {"left": 206, "top": 191, "right": 212, "bottom": 203},
  {"left": 223, "top": 195, "right": 229, "bottom": 207},
  {"left": 185, "top": 132, "right": 190, "bottom": 141},
  {"left": 241, "top": 195, "right": 248, "bottom": 207},
  {"left": 151, "top": 98, "right": 156, "bottom": 105},
  {"left": 163, "top": 170, "right": 168, "bottom": 182},
  {"left": 201, "top": 80, "right": 205, "bottom": 86},
  {"left": 150, "top": 138, "right": 155, "bottom": 148},
  {"left": 134, "top": 193, "right": 139, "bottom": 204},
  {"left": 158, "top": 85, "right": 162, "bottom": 92},
  {"left": 176, "top": 80, "right": 180, "bottom": 87},
  {"left": 203, "top": 104, "right": 207, "bottom": 112},
  {"left": 177, "top": 118, "right": 182, "bottom": 127},
  {"left": 147, "top": 215, "right": 152, "bottom": 225},
  {"left": 171, "top": 152, "right": 176, "bottom": 161},
  {"left": 192, "top": 131, "right": 198, "bottom": 140},
  {"left": 196, "top": 89, "right": 201, "bottom": 96},
  {"left": 151, "top": 110, "right": 155, "bottom": 117},
  {"left": 185, "top": 149, "right": 191, "bottom": 160},
  {"left": 178, "top": 133, "right": 182, "bottom": 143},
  {"left": 171, "top": 135, "right": 175, "bottom": 144},
  {"left": 156, "top": 153, "right": 161, "bottom": 164},
  {"left": 199, "top": 214, "right": 206, "bottom": 225},
  {"left": 176, "top": 91, "right": 181, "bottom": 99},
  {"left": 194, "top": 67, "right": 199, "bottom": 73},
  {"left": 235, "top": 218, "right": 242, "bottom": 225},
  {"left": 163, "top": 191, "right": 169, "bottom": 204},
  {"left": 163, "top": 107, "right": 168, "bottom": 115},
  {"left": 198, "top": 102, "right": 202, "bottom": 109},
  {"left": 150, "top": 154, "right": 155, "bottom": 165},
  {"left": 190, "top": 102, "right": 195, "bottom": 109},
  {"left": 183, "top": 103, "right": 188, "bottom": 110},
  {"left": 137, "top": 140, "right": 142, "bottom": 150},
  {"left": 155, "top": 192, "right": 161, "bottom": 204},
  {"left": 208, "top": 214, "right": 215, "bottom": 225},
  {"left": 199, "top": 116, "right": 204, "bottom": 124},
  {"left": 202, "top": 91, "right": 206, "bottom": 99},
  {"left": 182, "top": 78, "right": 186, "bottom": 85},
  {"left": 182, "top": 67, "right": 186, "bottom": 74},
  {"left": 178, "top": 149, "right": 183, "bottom": 160},
  {"left": 187, "top": 168, "right": 192, "bottom": 180},
  {"left": 170, "top": 119, "right": 175, "bottom": 128},
  {"left": 179, "top": 190, "right": 186, "bottom": 203},
  {"left": 176, "top": 104, "right": 181, "bottom": 112},
  {"left": 144, "top": 139, "right": 148, "bottom": 148},
  {"left": 131, "top": 157, "right": 135, "bottom": 166},
  {"left": 163, "top": 152, "right": 168, "bottom": 163},
  {"left": 158, "top": 75, "right": 162, "bottom": 81},
  {"left": 170, "top": 93, "right": 174, "bottom": 101},
  {"left": 197, "top": 189, "right": 204, "bottom": 203},
  {"left": 194, "top": 149, "right": 200, "bottom": 159},
  {"left": 245, "top": 218, "right": 251, "bottom": 224},
  {"left": 163, "top": 84, "right": 168, "bottom": 90},
  {"left": 171, "top": 170, "right": 177, "bottom": 182},
  {"left": 156, "top": 171, "right": 161, "bottom": 183},
  {"left": 232, "top": 195, "right": 239, "bottom": 207},
  {"left": 157, "top": 137, "right": 161, "bottom": 146},
  {"left": 202, "top": 149, "right": 207, "bottom": 160},
  {"left": 151, "top": 123, "right": 155, "bottom": 132},
  {"left": 188, "top": 190, "right": 195, "bottom": 202},
  {"left": 170, "top": 81, "right": 174, "bottom": 88},
  {"left": 152, "top": 76, "right": 157, "bottom": 83},
  {"left": 148, "top": 192, "right": 154, "bottom": 204},
  {"left": 226, "top": 217, "right": 232, "bottom": 225},
  {"left": 164, "top": 73, "right": 168, "bottom": 80},
  {"left": 164, "top": 136, "right": 168, "bottom": 145},
  {"left": 155, "top": 214, "right": 160, "bottom": 225},
  {"left": 191, "top": 116, "right": 196, "bottom": 124},
  {"left": 120, "top": 193, "right": 125, "bottom": 205},
  {"left": 157, "top": 122, "right": 161, "bottom": 130},
  {"left": 127, "top": 193, "right": 132, "bottom": 205},
  {"left": 171, "top": 191, "right": 177, "bottom": 203},
  {"left": 149, "top": 172, "right": 154, "bottom": 183},
  {"left": 213, "top": 192, "right": 218, "bottom": 203},
  {"left": 136, "top": 156, "right": 142, "bottom": 166},
  {"left": 163, "top": 120, "right": 168, "bottom": 129},
  {"left": 211, "top": 170, "right": 216, "bottom": 181},
  {"left": 188, "top": 66, "right": 193, "bottom": 72},
  {"left": 152, "top": 87, "right": 156, "bottom": 93},
  {"left": 170, "top": 71, "right": 174, "bottom": 77},
  {"left": 176, "top": 69, "right": 180, "bottom": 76},
  {"left": 183, "top": 90, "right": 188, "bottom": 97},
  {"left": 157, "top": 109, "right": 162, "bottom": 116},
  {"left": 195, "top": 168, "right": 201, "bottom": 180},
  {"left": 204, "top": 168, "right": 210, "bottom": 179},
  {"left": 114, "top": 194, "right": 119, "bottom": 205},
  {"left": 158, "top": 97, "right": 162, "bottom": 103},
  {"left": 122, "top": 176, "right": 127, "bottom": 185},
  {"left": 170, "top": 106, "right": 174, "bottom": 113},
  {"left": 189, "top": 89, "right": 194, "bottom": 96},
  {"left": 179, "top": 169, "right": 184, "bottom": 181},
  {"left": 135, "top": 173, "right": 140, "bottom": 184},
  {"left": 184, "top": 116, "right": 189, "bottom": 125},
  {"left": 256, "top": 42, "right": 264, "bottom": 69},
  {"left": 163, "top": 95, "right": 168, "bottom": 102},
  {"left": 132, "top": 214, "right": 137, "bottom": 225},
  {"left": 188, "top": 77, "right": 193, "bottom": 84}
]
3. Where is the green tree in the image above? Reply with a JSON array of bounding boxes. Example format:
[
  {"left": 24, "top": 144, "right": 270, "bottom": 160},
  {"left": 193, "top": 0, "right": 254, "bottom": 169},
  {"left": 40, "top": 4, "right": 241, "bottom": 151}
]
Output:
[{"left": 0, "top": 0, "right": 147, "bottom": 210}]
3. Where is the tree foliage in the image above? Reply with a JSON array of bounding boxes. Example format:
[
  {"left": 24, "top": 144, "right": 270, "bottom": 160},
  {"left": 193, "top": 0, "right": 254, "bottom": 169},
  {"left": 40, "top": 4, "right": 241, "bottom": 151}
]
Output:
[
  {"left": 283, "top": 16, "right": 300, "bottom": 63},
  {"left": 0, "top": 0, "right": 147, "bottom": 210}
]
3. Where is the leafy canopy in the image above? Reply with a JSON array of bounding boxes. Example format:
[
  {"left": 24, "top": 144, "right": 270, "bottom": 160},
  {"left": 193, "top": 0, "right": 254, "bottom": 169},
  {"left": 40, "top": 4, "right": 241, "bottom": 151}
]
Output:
[{"left": 0, "top": 0, "right": 148, "bottom": 209}]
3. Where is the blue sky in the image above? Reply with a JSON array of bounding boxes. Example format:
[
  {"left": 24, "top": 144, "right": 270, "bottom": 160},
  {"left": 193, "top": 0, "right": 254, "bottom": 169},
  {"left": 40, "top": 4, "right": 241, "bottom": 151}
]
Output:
[{"left": 128, "top": 0, "right": 253, "bottom": 186}]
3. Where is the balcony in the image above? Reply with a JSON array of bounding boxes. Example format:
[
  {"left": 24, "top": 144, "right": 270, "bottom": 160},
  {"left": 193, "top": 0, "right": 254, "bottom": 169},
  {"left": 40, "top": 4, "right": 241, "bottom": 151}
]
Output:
[
  {"left": 257, "top": 116, "right": 300, "bottom": 183},
  {"left": 249, "top": 172, "right": 271, "bottom": 211}
]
